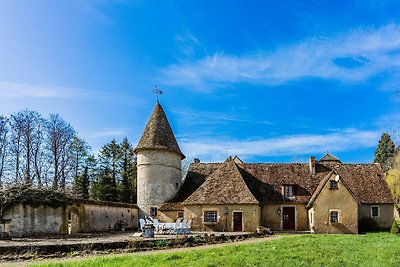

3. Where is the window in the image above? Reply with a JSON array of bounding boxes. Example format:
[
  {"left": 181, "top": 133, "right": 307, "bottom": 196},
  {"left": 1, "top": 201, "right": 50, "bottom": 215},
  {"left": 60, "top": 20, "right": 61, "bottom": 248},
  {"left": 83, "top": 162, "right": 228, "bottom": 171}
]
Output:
[
  {"left": 371, "top": 206, "right": 380, "bottom": 217},
  {"left": 330, "top": 180, "right": 338, "bottom": 190},
  {"left": 177, "top": 211, "right": 184, "bottom": 218},
  {"left": 204, "top": 211, "right": 218, "bottom": 223},
  {"left": 150, "top": 207, "right": 158, "bottom": 217},
  {"left": 330, "top": 211, "right": 339, "bottom": 223},
  {"left": 283, "top": 185, "right": 294, "bottom": 198}
]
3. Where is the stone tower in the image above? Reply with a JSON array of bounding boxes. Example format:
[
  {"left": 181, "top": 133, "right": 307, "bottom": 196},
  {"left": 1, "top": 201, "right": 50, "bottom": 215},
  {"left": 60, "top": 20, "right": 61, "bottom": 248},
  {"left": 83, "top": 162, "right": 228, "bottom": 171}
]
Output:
[{"left": 134, "top": 103, "right": 185, "bottom": 218}]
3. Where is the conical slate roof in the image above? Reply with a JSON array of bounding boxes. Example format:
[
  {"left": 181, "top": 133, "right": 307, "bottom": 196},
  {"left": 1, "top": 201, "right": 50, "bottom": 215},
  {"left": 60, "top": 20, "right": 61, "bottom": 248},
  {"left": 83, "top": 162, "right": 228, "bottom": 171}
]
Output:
[{"left": 134, "top": 103, "right": 185, "bottom": 159}]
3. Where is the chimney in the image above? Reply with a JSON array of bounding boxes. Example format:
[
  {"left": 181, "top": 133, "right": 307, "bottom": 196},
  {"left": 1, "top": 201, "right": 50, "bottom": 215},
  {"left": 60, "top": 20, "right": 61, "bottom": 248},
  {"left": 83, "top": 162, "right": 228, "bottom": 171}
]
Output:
[
  {"left": 194, "top": 158, "right": 200, "bottom": 164},
  {"left": 309, "top": 156, "right": 316, "bottom": 175}
]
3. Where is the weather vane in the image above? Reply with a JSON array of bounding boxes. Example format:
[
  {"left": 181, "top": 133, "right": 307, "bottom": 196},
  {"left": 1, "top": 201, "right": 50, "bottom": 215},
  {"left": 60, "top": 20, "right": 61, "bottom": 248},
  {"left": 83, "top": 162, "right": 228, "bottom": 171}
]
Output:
[{"left": 152, "top": 85, "right": 163, "bottom": 103}]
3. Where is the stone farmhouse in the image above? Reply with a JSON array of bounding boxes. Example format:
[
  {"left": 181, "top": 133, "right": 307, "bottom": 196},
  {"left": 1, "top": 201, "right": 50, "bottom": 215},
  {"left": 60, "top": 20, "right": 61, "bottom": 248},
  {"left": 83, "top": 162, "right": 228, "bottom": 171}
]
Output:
[{"left": 135, "top": 103, "right": 394, "bottom": 234}]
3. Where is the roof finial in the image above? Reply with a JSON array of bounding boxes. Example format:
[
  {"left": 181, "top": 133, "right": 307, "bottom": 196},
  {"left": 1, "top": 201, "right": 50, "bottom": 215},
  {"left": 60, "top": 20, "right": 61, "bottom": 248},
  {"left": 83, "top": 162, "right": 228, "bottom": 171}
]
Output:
[{"left": 152, "top": 85, "right": 163, "bottom": 103}]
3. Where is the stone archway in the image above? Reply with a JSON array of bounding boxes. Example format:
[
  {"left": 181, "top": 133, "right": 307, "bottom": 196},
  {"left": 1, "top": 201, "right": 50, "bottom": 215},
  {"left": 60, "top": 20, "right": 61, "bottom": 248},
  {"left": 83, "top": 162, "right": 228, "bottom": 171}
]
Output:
[{"left": 67, "top": 207, "right": 80, "bottom": 234}]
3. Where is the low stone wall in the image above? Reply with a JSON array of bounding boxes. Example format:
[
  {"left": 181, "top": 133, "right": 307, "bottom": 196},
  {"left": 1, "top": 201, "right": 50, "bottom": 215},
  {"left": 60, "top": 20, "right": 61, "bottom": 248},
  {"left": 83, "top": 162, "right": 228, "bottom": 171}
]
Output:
[
  {"left": 0, "top": 232, "right": 265, "bottom": 260},
  {"left": 3, "top": 200, "right": 138, "bottom": 237}
]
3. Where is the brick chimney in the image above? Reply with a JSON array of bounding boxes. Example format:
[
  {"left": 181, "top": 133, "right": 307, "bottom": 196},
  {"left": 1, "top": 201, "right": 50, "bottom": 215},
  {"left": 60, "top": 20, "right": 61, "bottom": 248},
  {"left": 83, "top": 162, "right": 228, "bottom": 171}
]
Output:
[{"left": 309, "top": 156, "right": 316, "bottom": 175}]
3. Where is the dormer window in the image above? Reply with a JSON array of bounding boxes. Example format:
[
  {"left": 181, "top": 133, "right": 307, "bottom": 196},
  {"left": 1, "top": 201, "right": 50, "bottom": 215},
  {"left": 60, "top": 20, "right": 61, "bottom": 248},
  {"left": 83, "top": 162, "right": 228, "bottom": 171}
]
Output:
[
  {"left": 330, "top": 180, "right": 338, "bottom": 190},
  {"left": 283, "top": 185, "right": 294, "bottom": 198}
]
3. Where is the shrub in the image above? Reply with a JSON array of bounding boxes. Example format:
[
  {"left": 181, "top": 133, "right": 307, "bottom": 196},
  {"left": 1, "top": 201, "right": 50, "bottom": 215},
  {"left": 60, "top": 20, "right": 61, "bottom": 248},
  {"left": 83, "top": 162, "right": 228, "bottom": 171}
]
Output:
[
  {"left": 358, "top": 216, "right": 379, "bottom": 233},
  {"left": 390, "top": 221, "right": 399, "bottom": 234}
]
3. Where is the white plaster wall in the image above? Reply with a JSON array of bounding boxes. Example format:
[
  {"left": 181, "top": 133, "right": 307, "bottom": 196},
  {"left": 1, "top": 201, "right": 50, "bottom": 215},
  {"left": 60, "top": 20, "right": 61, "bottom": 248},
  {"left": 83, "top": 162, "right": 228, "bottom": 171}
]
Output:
[
  {"left": 137, "top": 149, "right": 182, "bottom": 217},
  {"left": 4, "top": 204, "right": 64, "bottom": 237}
]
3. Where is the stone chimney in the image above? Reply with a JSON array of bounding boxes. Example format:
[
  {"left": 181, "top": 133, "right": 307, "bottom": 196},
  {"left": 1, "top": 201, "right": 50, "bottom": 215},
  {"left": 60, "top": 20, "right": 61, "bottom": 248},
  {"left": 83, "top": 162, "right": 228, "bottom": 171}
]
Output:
[
  {"left": 194, "top": 158, "right": 200, "bottom": 164},
  {"left": 309, "top": 156, "right": 316, "bottom": 175}
]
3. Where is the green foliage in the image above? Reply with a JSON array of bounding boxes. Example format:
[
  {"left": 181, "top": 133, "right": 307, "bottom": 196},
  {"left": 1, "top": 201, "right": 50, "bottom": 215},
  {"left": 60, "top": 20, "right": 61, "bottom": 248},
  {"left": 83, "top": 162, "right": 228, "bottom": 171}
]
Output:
[
  {"left": 31, "top": 233, "right": 400, "bottom": 267},
  {"left": 374, "top": 133, "right": 395, "bottom": 172},
  {"left": 73, "top": 166, "right": 90, "bottom": 199},
  {"left": 0, "top": 185, "right": 74, "bottom": 213},
  {"left": 95, "top": 168, "right": 119, "bottom": 202},
  {"left": 390, "top": 220, "right": 399, "bottom": 234},
  {"left": 119, "top": 138, "right": 136, "bottom": 203},
  {"left": 91, "top": 138, "right": 137, "bottom": 204},
  {"left": 358, "top": 216, "right": 380, "bottom": 233},
  {"left": 386, "top": 154, "right": 400, "bottom": 209}
]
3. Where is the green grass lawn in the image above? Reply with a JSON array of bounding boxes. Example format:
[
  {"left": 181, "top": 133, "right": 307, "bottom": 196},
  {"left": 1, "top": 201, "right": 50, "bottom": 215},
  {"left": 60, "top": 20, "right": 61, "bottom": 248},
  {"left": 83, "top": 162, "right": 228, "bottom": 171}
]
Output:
[{"left": 31, "top": 233, "right": 400, "bottom": 267}]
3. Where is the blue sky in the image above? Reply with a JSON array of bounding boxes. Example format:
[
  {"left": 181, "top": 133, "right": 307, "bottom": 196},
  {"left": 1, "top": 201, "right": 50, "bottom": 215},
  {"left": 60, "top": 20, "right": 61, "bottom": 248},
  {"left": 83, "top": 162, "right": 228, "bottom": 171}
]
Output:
[{"left": 1, "top": 0, "right": 400, "bottom": 163}]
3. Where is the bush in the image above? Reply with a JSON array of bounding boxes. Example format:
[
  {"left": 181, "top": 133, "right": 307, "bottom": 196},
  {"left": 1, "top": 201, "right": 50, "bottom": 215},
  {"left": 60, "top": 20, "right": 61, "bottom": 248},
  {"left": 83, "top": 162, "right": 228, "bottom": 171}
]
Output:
[
  {"left": 358, "top": 216, "right": 379, "bottom": 233},
  {"left": 390, "top": 221, "right": 399, "bottom": 234}
]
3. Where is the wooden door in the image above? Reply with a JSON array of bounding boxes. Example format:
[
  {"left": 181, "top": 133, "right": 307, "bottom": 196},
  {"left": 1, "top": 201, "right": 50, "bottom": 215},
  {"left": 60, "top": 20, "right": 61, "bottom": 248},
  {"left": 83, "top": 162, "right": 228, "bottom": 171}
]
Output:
[
  {"left": 282, "top": 207, "right": 295, "bottom": 230},
  {"left": 233, "top": 212, "right": 243, "bottom": 232}
]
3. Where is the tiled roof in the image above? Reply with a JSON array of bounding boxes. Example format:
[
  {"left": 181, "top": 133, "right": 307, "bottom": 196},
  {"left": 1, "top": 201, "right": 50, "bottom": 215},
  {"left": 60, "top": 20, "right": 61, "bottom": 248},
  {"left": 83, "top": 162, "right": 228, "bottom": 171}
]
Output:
[
  {"left": 331, "top": 163, "right": 393, "bottom": 204},
  {"left": 177, "top": 160, "right": 393, "bottom": 206},
  {"left": 134, "top": 103, "right": 185, "bottom": 159},
  {"left": 182, "top": 159, "right": 259, "bottom": 205},
  {"left": 238, "top": 163, "right": 331, "bottom": 203},
  {"left": 307, "top": 170, "right": 360, "bottom": 208},
  {"left": 319, "top": 153, "right": 341, "bottom": 163}
]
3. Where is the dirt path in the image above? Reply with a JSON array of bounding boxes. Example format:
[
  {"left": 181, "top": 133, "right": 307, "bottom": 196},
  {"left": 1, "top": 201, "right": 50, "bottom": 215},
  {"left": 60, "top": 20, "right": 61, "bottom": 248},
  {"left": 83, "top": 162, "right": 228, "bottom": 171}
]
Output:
[{"left": 8, "top": 235, "right": 293, "bottom": 267}]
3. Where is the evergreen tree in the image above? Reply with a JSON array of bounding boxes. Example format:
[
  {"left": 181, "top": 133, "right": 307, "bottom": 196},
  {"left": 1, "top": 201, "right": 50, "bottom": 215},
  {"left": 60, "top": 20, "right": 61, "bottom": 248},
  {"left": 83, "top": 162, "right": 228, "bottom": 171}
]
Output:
[
  {"left": 73, "top": 166, "right": 90, "bottom": 199},
  {"left": 119, "top": 138, "right": 136, "bottom": 203},
  {"left": 374, "top": 133, "right": 396, "bottom": 172},
  {"left": 97, "top": 167, "right": 119, "bottom": 202}
]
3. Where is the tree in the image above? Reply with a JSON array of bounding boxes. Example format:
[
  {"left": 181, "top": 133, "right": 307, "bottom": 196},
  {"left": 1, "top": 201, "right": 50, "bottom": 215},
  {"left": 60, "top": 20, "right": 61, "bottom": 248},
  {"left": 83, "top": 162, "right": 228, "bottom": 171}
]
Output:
[
  {"left": 73, "top": 166, "right": 90, "bottom": 199},
  {"left": 374, "top": 133, "right": 395, "bottom": 172},
  {"left": 0, "top": 116, "right": 8, "bottom": 186},
  {"left": 69, "top": 137, "right": 90, "bottom": 180},
  {"left": 46, "top": 114, "right": 75, "bottom": 191},
  {"left": 9, "top": 112, "right": 24, "bottom": 184},
  {"left": 96, "top": 167, "right": 119, "bottom": 202},
  {"left": 119, "top": 138, "right": 136, "bottom": 203}
]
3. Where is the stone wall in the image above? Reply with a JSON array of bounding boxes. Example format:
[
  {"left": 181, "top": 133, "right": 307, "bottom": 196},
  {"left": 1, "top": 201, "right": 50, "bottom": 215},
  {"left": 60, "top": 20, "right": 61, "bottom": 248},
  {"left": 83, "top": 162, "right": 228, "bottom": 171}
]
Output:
[
  {"left": 312, "top": 173, "right": 359, "bottom": 234},
  {"left": 136, "top": 149, "right": 182, "bottom": 217},
  {"left": 358, "top": 204, "right": 394, "bottom": 229},
  {"left": 184, "top": 204, "right": 260, "bottom": 232},
  {"left": 3, "top": 201, "right": 138, "bottom": 237},
  {"left": 261, "top": 204, "right": 308, "bottom": 231}
]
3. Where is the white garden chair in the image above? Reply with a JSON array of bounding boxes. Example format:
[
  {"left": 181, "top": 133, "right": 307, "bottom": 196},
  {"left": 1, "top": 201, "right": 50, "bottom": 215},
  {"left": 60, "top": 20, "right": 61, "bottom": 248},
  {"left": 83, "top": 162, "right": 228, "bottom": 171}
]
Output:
[{"left": 139, "top": 218, "right": 146, "bottom": 232}]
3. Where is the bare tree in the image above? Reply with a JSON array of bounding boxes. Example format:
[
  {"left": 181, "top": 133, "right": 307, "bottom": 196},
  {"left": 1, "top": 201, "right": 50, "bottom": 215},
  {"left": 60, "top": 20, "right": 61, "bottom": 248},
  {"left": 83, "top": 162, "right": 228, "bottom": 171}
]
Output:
[
  {"left": 9, "top": 113, "right": 24, "bottom": 184},
  {"left": 46, "top": 114, "right": 75, "bottom": 191},
  {"left": 0, "top": 116, "right": 8, "bottom": 186}
]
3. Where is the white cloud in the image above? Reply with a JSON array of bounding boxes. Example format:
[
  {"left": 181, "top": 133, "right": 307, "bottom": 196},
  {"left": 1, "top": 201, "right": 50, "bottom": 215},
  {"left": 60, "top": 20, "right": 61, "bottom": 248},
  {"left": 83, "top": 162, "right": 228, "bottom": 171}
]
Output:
[
  {"left": 162, "top": 24, "right": 400, "bottom": 91},
  {"left": 180, "top": 129, "right": 380, "bottom": 162},
  {"left": 0, "top": 81, "right": 145, "bottom": 107}
]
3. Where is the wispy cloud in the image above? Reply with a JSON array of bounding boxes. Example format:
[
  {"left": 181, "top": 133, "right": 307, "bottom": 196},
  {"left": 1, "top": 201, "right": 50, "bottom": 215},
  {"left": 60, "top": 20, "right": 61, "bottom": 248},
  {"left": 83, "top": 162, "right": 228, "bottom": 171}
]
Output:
[
  {"left": 162, "top": 24, "right": 400, "bottom": 91},
  {"left": 180, "top": 129, "right": 380, "bottom": 162},
  {"left": 0, "top": 81, "right": 145, "bottom": 107}
]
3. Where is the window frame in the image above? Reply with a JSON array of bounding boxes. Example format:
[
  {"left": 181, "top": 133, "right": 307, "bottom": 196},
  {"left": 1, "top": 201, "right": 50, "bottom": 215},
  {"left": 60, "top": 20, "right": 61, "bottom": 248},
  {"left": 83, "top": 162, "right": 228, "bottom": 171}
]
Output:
[
  {"left": 371, "top": 206, "right": 380, "bottom": 218},
  {"left": 330, "top": 210, "right": 339, "bottom": 224},
  {"left": 177, "top": 211, "right": 184, "bottom": 219},
  {"left": 329, "top": 180, "right": 338, "bottom": 190},
  {"left": 203, "top": 210, "right": 218, "bottom": 224},
  {"left": 150, "top": 207, "right": 158, "bottom": 217},
  {"left": 283, "top": 185, "right": 294, "bottom": 199}
]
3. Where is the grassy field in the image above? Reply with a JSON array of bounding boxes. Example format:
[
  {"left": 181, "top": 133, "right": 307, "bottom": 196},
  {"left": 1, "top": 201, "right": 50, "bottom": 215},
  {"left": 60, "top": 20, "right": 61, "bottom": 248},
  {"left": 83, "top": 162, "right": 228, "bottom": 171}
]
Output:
[{"left": 31, "top": 233, "right": 400, "bottom": 267}]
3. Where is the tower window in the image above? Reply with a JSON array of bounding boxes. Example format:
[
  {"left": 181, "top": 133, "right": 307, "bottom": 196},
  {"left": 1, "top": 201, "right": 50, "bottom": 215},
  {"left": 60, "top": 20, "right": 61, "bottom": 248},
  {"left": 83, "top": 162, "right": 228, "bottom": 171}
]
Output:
[{"left": 150, "top": 207, "right": 158, "bottom": 217}]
